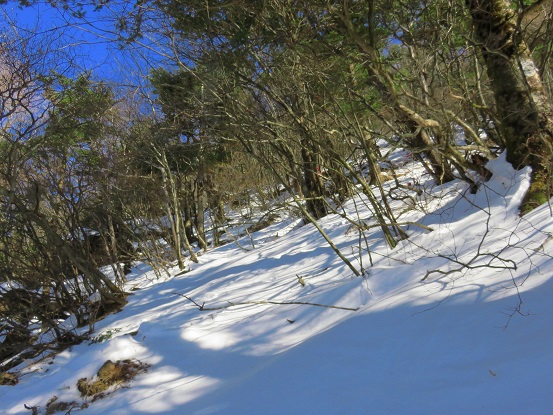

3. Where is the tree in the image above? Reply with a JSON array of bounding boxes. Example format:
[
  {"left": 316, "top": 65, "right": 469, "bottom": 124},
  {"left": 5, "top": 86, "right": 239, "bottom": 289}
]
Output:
[
  {"left": 1, "top": 49, "right": 129, "bottom": 366},
  {"left": 465, "top": 0, "right": 553, "bottom": 212},
  {"left": 150, "top": 67, "right": 232, "bottom": 252}
]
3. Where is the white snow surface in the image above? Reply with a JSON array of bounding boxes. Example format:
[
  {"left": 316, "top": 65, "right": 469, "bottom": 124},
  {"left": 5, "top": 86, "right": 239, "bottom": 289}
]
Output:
[{"left": 2, "top": 155, "right": 553, "bottom": 414}]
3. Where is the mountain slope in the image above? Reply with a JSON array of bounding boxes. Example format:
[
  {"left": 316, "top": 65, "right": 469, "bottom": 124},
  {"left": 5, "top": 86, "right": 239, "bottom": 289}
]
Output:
[{"left": 2, "top": 155, "right": 553, "bottom": 415}]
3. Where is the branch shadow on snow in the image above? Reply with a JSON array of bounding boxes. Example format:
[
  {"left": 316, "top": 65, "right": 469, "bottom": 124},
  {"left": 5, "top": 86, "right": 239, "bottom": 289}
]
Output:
[{"left": 82, "top": 269, "right": 553, "bottom": 415}]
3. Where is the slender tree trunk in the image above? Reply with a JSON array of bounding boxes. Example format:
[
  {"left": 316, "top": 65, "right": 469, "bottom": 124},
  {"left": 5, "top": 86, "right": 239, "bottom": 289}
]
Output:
[
  {"left": 106, "top": 213, "right": 126, "bottom": 284},
  {"left": 159, "top": 164, "right": 185, "bottom": 270},
  {"left": 211, "top": 197, "right": 225, "bottom": 247},
  {"left": 301, "top": 138, "right": 327, "bottom": 220},
  {"left": 194, "top": 178, "right": 208, "bottom": 251},
  {"left": 183, "top": 181, "right": 196, "bottom": 243},
  {"left": 178, "top": 213, "right": 198, "bottom": 263}
]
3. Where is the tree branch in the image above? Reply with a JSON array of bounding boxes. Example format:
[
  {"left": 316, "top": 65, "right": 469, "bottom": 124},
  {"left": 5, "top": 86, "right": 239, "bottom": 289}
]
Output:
[{"left": 172, "top": 293, "right": 359, "bottom": 312}]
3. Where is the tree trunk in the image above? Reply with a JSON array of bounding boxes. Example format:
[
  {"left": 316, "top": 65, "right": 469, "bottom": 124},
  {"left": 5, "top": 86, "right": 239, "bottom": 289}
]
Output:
[
  {"left": 106, "top": 213, "right": 126, "bottom": 284},
  {"left": 194, "top": 178, "right": 208, "bottom": 251},
  {"left": 183, "top": 181, "right": 196, "bottom": 243},
  {"left": 466, "top": 0, "right": 553, "bottom": 212},
  {"left": 211, "top": 197, "right": 226, "bottom": 247},
  {"left": 178, "top": 212, "right": 198, "bottom": 263},
  {"left": 159, "top": 165, "right": 186, "bottom": 270},
  {"left": 300, "top": 139, "right": 327, "bottom": 220}
]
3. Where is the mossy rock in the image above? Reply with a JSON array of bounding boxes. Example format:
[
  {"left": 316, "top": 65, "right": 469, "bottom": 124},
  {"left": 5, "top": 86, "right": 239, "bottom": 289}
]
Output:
[
  {"left": 77, "top": 359, "right": 149, "bottom": 398},
  {"left": 521, "top": 170, "right": 551, "bottom": 215},
  {"left": 0, "top": 371, "right": 18, "bottom": 385},
  {"left": 521, "top": 190, "right": 549, "bottom": 214},
  {"left": 77, "top": 376, "right": 109, "bottom": 397}
]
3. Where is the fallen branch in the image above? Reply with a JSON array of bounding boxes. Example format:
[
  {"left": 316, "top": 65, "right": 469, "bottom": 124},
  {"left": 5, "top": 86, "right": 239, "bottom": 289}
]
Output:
[{"left": 171, "top": 293, "right": 359, "bottom": 312}]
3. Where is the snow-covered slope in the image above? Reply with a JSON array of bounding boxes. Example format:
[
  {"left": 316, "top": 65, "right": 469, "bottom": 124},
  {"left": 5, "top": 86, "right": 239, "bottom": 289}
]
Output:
[{"left": 2, "top": 155, "right": 553, "bottom": 414}]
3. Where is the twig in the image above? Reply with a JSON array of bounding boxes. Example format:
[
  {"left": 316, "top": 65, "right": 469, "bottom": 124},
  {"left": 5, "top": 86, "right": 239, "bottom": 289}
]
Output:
[
  {"left": 171, "top": 293, "right": 205, "bottom": 310},
  {"left": 532, "top": 233, "right": 553, "bottom": 252},
  {"left": 24, "top": 404, "right": 38, "bottom": 415},
  {"left": 171, "top": 293, "right": 359, "bottom": 312}
]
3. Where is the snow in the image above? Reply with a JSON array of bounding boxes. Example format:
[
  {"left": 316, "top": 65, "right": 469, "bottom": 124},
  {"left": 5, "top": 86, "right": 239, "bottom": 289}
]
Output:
[{"left": 2, "top": 155, "right": 553, "bottom": 414}]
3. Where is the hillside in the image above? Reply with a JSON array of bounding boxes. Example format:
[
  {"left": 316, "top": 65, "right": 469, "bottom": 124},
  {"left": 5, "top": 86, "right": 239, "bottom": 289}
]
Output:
[{"left": 1, "top": 153, "right": 553, "bottom": 415}]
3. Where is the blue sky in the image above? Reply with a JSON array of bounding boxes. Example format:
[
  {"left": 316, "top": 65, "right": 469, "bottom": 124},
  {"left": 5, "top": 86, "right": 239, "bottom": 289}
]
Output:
[{"left": 0, "top": 1, "right": 143, "bottom": 83}]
